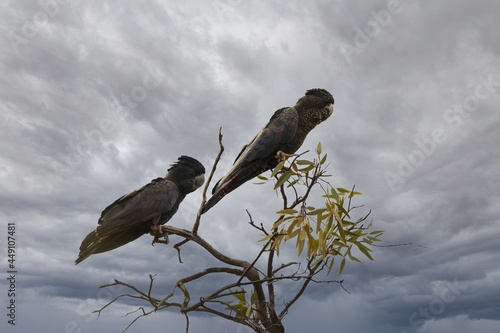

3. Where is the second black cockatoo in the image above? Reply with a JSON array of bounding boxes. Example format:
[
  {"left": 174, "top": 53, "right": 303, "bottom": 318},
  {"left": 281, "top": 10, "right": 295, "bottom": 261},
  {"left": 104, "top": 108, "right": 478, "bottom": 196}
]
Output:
[
  {"left": 202, "top": 88, "right": 334, "bottom": 214},
  {"left": 75, "top": 156, "right": 205, "bottom": 264}
]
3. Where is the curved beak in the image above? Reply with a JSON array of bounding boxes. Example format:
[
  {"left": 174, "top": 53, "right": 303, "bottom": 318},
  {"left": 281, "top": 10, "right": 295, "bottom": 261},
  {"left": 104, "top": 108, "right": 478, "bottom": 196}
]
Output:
[
  {"left": 328, "top": 103, "right": 334, "bottom": 116},
  {"left": 194, "top": 174, "right": 205, "bottom": 189}
]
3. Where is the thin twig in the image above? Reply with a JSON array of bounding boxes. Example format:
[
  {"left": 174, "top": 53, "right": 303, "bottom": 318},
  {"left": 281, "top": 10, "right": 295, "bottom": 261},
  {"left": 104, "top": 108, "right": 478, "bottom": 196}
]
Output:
[
  {"left": 236, "top": 238, "right": 272, "bottom": 285},
  {"left": 173, "top": 239, "right": 189, "bottom": 263},
  {"left": 183, "top": 312, "right": 189, "bottom": 333},
  {"left": 193, "top": 127, "right": 224, "bottom": 234},
  {"left": 247, "top": 209, "right": 268, "bottom": 235},
  {"left": 372, "top": 242, "right": 421, "bottom": 248},
  {"left": 170, "top": 129, "right": 225, "bottom": 262}
]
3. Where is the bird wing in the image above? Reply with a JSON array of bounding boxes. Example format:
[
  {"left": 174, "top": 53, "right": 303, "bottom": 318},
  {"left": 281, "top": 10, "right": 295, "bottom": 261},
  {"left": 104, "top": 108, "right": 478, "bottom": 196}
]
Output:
[
  {"left": 95, "top": 178, "right": 179, "bottom": 238},
  {"left": 232, "top": 107, "right": 298, "bottom": 166},
  {"left": 204, "top": 107, "right": 298, "bottom": 213}
]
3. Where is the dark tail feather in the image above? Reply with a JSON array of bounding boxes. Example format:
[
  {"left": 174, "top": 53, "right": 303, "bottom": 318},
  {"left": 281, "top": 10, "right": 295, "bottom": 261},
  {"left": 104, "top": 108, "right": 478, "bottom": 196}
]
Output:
[
  {"left": 75, "top": 229, "right": 144, "bottom": 264},
  {"left": 201, "top": 190, "right": 225, "bottom": 214},
  {"left": 201, "top": 163, "right": 263, "bottom": 214},
  {"left": 75, "top": 230, "right": 101, "bottom": 265}
]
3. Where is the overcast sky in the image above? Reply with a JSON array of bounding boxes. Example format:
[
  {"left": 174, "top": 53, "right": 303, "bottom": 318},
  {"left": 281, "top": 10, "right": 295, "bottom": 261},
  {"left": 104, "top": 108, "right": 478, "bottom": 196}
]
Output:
[{"left": 1, "top": 0, "right": 500, "bottom": 332}]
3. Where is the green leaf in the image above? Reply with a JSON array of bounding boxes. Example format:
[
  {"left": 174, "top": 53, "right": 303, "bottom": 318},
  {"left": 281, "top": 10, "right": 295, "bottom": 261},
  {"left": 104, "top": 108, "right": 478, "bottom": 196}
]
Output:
[
  {"left": 246, "top": 304, "right": 253, "bottom": 317},
  {"left": 288, "top": 229, "right": 300, "bottom": 239},
  {"left": 233, "top": 290, "right": 246, "bottom": 303},
  {"left": 258, "top": 234, "right": 274, "bottom": 242},
  {"left": 336, "top": 203, "right": 351, "bottom": 219},
  {"left": 298, "top": 164, "right": 315, "bottom": 172},
  {"left": 318, "top": 229, "right": 325, "bottom": 248},
  {"left": 286, "top": 179, "right": 299, "bottom": 188},
  {"left": 232, "top": 304, "right": 247, "bottom": 319},
  {"left": 250, "top": 289, "right": 258, "bottom": 304},
  {"left": 329, "top": 188, "right": 339, "bottom": 202},
  {"left": 347, "top": 250, "right": 362, "bottom": 263},
  {"left": 331, "top": 207, "right": 343, "bottom": 228},
  {"left": 338, "top": 222, "right": 345, "bottom": 241},
  {"left": 357, "top": 243, "right": 374, "bottom": 260},
  {"left": 298, "top": 228, "right": 307, "bottom": 242},
  {"left": 274, "top": 171, "right": 293, "bottom": 189},
  {"left": 307, "top": 232, "right": 317, "bottom": 255},
  {"left": 296, "top": 159, "right": 313, "bottom": 165},
  {"left": 339, "top": 257, "right": 346, "bottom": 275},
  {"left": 351, "top": 256, "right": 362, "bottom": 263},
  {"left": 341, "top": 220, "right": 356, "bottom": 227},
  {"left": 325, "top": 214, "right": 333, "bottom": 234},
  {"left": 316, "top": 142, "right": 322, "bottom": 155},
  {"left": 297, "top": 237, "right": 305, "bottom": 257},
  {"left": 316, "top": 213, "right": 324, "bottom": 233},
  {"left": 320, "top": 153, "right": 328, "bottom": 165},
  {"left": 327, "top": 257, "right": 335, "bottom": 275},
  {"left": 256, "top": 174, "right": 268, "bottom": 181},
  {"left": 276, "top": 208, "right": 298, "bottom": 215},
  {"left": 271, "top": 160, "right": 286, "bottom": 178},
  {"left": 306, "top": 208, "right": 326, "bottom": 216},
  {"left": 287, "top": 218, "right": 300, "bottom": 235}
]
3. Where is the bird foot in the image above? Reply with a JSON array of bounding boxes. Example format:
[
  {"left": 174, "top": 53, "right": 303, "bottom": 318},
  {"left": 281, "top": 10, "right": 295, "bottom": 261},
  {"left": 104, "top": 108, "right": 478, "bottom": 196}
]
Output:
[
  {"left": 150, "top": 225, "right": 170, "bottom": 245},
  {"left": 275, "top": 150, "right": 296, "bottom": 161}
]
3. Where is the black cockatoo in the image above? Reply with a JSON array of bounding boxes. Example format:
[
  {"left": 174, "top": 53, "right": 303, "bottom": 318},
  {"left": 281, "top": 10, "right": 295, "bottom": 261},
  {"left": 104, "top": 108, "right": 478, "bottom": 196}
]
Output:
[
  {"left": 75, "top": 156, "right": 205, "bottom": 264},
  {"left": 202, "top": 88, "right": 334, "bottom": 214}
]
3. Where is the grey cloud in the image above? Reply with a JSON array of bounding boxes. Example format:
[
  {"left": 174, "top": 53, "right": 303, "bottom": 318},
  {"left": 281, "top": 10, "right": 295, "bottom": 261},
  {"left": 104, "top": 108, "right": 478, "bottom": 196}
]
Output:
[{"left": 1, "top": 1, "right": 499, "bottom": 333}]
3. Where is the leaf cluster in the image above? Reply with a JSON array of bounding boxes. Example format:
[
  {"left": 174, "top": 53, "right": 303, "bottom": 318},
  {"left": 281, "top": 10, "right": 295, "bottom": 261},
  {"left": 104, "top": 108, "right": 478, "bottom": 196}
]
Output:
[{"left": 258, "top": 143, "right": 383, "bottom": 275}]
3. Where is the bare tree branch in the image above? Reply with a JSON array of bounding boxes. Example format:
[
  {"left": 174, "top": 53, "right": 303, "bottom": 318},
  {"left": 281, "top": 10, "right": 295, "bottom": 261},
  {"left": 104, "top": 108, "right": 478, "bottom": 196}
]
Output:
[
  {"left": 92, "top": 140, "right": 381, "bottom": 333},
  {"left": 193, "top": 127, "right": 224, "bottom": 234}
]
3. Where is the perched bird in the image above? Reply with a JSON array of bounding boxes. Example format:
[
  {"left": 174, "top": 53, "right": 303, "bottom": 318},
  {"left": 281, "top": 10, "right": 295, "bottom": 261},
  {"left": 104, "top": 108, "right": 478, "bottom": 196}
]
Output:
[
  {"left": 202, "top": 88, "right": 334, "bottom": 214},
  {"left": 75, "top": 156, "right": 205, "bottom": 264}
]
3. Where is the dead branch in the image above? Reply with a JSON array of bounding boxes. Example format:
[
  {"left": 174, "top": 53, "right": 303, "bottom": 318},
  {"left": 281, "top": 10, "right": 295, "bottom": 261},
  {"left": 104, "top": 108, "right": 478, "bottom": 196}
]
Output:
[
  {"left": 174, "top": 128, "right": 224, "bottom": 263},
  {"left": 193, "top": 127, "right": 224, "bottom": 234}
]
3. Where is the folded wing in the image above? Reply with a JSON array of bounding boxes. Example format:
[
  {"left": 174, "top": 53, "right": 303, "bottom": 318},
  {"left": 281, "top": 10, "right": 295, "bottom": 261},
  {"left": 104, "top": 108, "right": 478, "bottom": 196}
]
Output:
[
  {"left": 202, "top": 107, "right": 298, "bottom": 213},
  {"left": 75, "top": 179, "right": 178, "bottom": 264}
]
